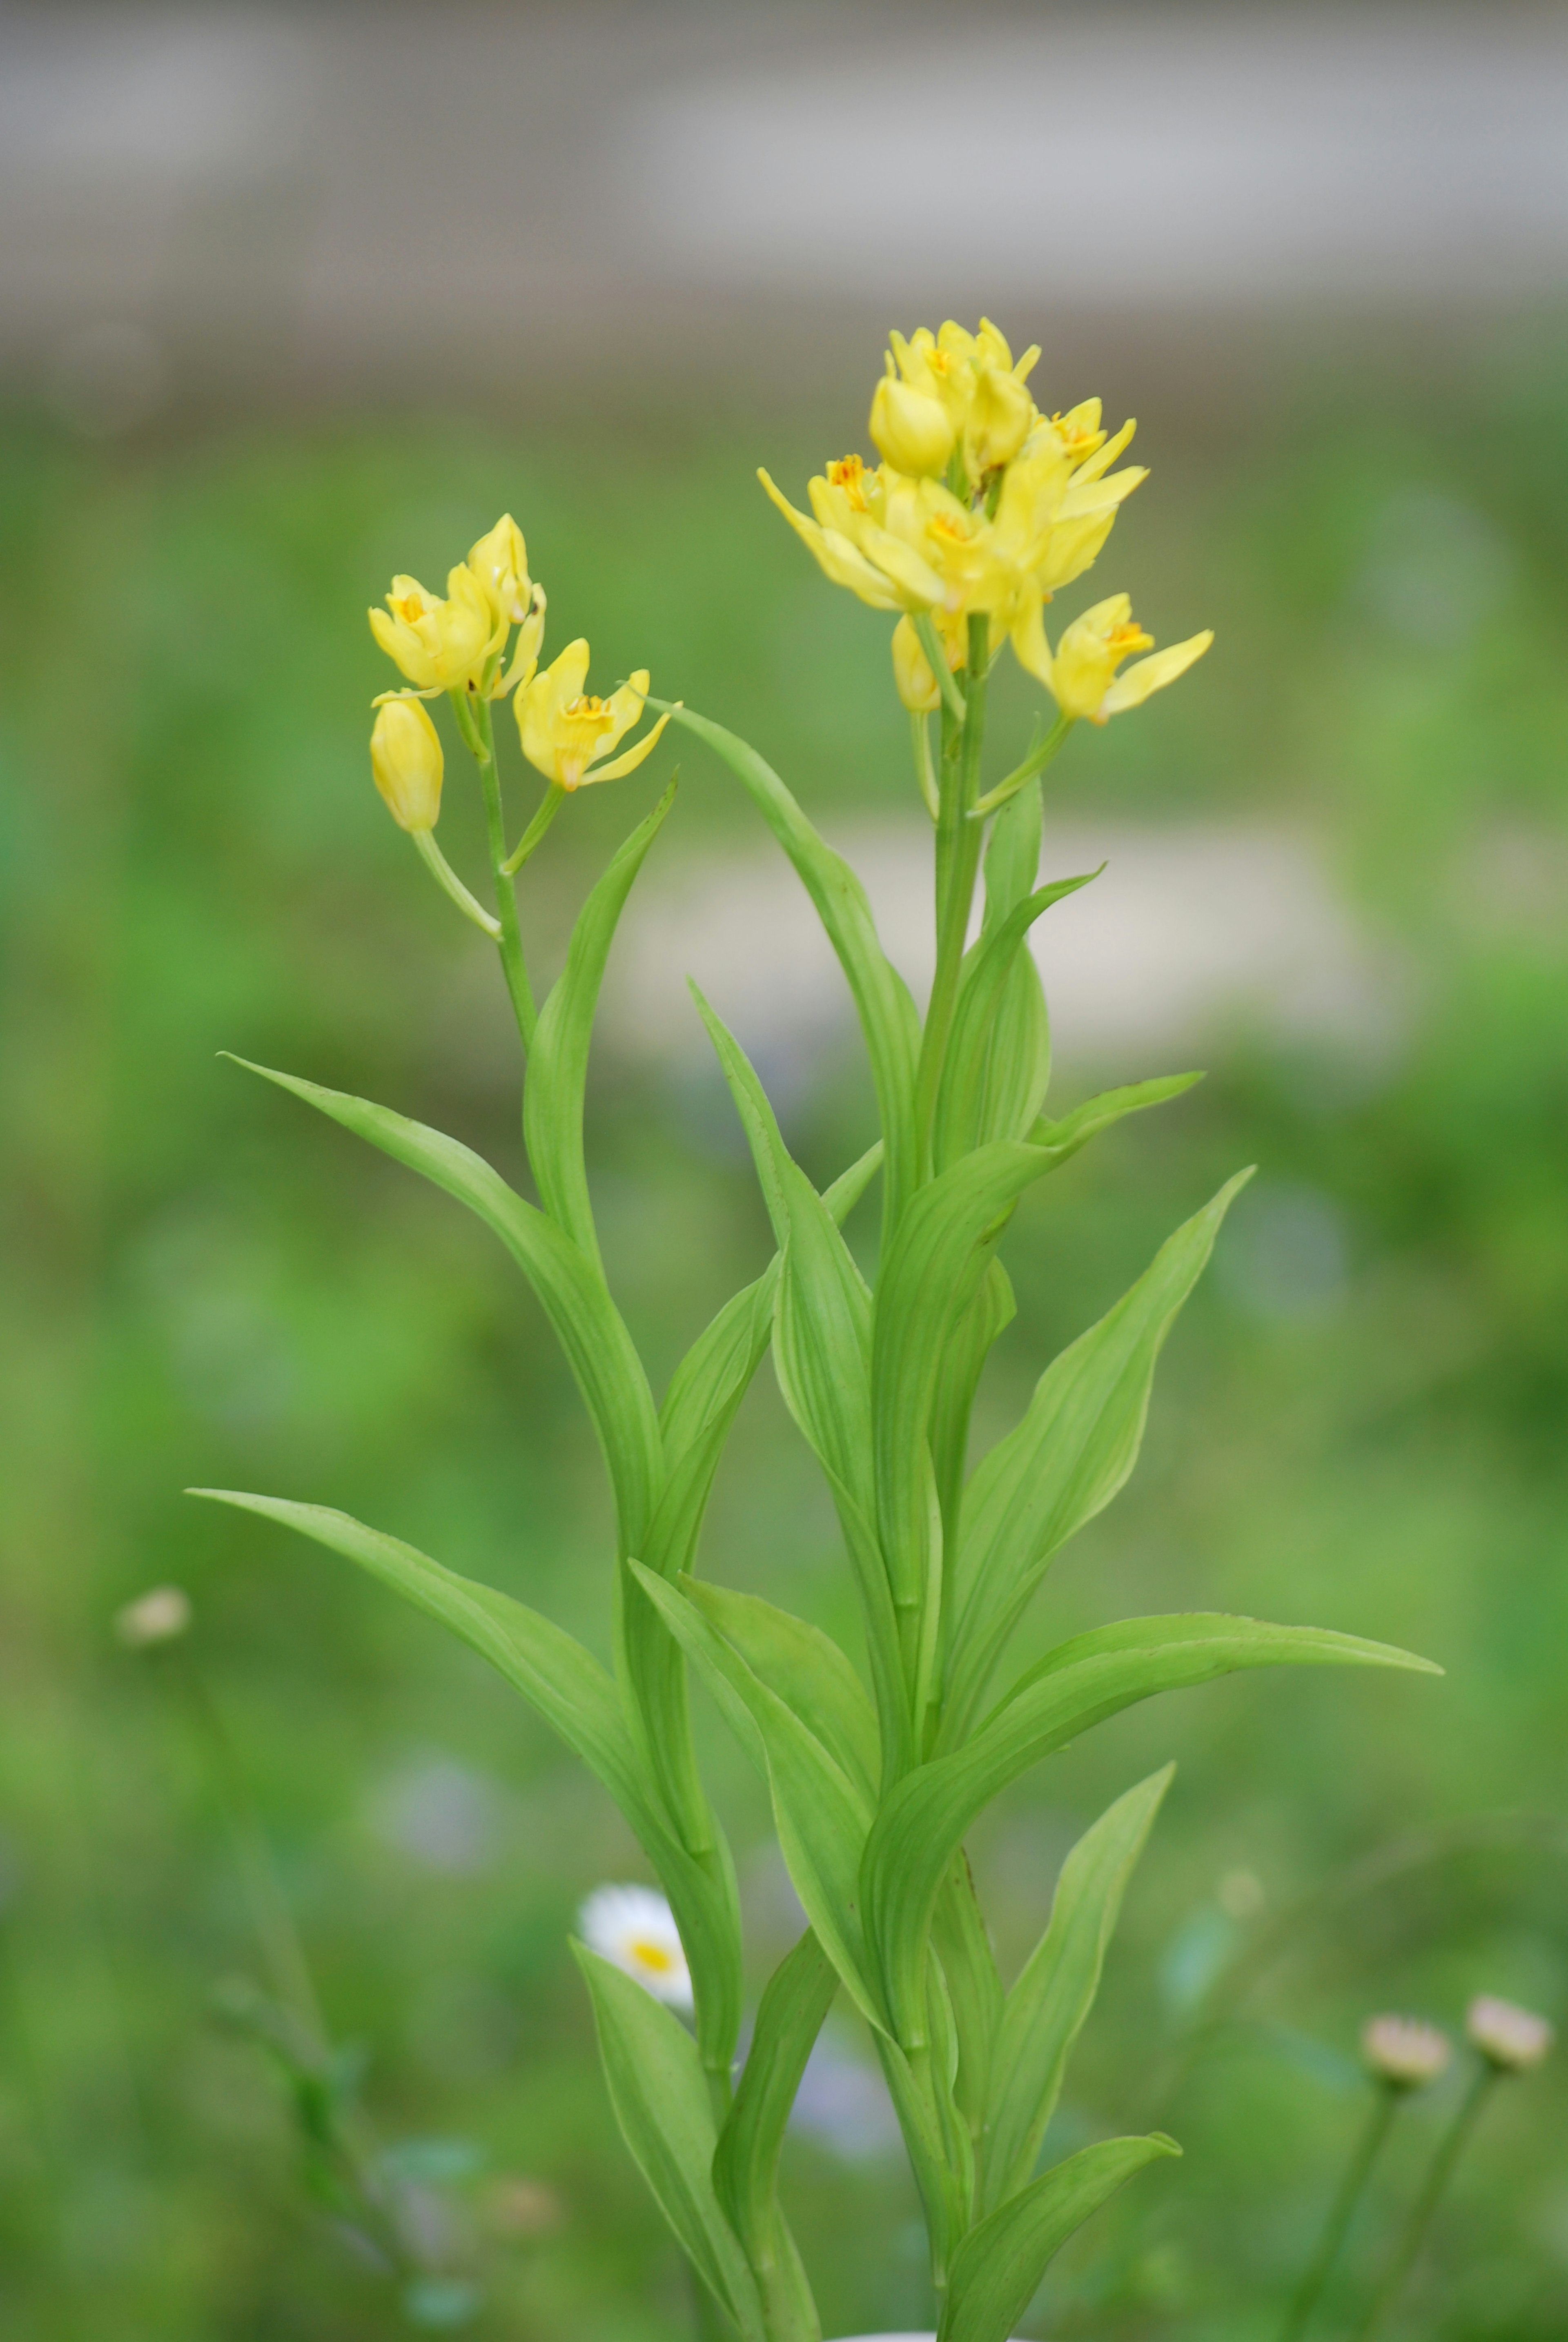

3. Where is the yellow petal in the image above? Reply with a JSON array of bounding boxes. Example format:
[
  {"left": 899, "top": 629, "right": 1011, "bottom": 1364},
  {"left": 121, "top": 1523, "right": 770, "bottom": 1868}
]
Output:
[
  {"left": 1099, "top": 630, "right": 1214, "bottom": 717},
  {"left": 581, "top": 706, "right": 675, "bottom": 786},
  {"left": 1009, "top": 598, "right": 1055, "bottom": 687},
  {"left": 1071, "top": 417, "right": 1137, "bottom": 485}
]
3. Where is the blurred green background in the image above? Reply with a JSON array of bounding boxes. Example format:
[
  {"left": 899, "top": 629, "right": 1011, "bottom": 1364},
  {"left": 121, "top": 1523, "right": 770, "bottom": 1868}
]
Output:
[{"left": 4, "top": 10, "right": 1568, "bottom": 2341}]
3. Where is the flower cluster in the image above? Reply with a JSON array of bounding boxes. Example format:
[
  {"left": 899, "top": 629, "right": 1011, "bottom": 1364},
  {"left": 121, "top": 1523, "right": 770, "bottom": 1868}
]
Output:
[
  {"left": 761, "top": 317, "right": 1211, "bottom": 727},
  {"left": 367, "top": 512, "right": 670, "bottom": 836}
]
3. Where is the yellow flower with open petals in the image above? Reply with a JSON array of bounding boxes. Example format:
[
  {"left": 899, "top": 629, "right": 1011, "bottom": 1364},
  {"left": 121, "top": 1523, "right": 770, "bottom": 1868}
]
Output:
[
  {"left": 1015, "top": 592, "right": 1212, "bottom": 723},
  {"left": 516, "top": 639, "right": 673, "bottom": 790},
  {"left": 370, "top": 563, "right": 497, "bottom": 694}
]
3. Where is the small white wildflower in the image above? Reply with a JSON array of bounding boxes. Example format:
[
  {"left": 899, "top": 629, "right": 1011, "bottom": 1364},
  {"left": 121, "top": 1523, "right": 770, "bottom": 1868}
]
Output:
[
  {"left": 115, "top": 1585, "right": 192, "bottom": 1648},
  {"left": 578, "top": 1883, "right": 692, "bottom": 2008},
  {"left": 1466, "top": 1995, "right": 1554, "bottom": 2073},
  {"left": 1361, "top": 2013, "right": 1451, "bottom": 2090}
]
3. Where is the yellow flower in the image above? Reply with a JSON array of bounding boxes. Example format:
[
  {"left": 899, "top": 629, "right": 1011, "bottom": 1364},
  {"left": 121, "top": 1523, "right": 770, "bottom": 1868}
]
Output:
[
  {"left": 370, "top": 694, "right": 444, "bottom": 831},
  {"left": 370, "top": 563, "right": 496, "bottom": 694},
  {"left": 516, "top": 639, "right": 673, "bottom": 791},
  {"left": 1014, "top": 592, "right": 1213, "bottom": 724},
  {"left": 467, "top": 513, "right": 534, "bottom": 627},
  {"left": 891, "top": 610, "right": 966, "bottom": 712},
  {"left": 870, "top": 371, "right": 954, "bottom": 477}
]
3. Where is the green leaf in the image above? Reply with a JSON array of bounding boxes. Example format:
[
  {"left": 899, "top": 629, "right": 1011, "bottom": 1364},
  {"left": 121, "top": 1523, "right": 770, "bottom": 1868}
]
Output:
[
  {"left": 1025, "top": 1070, "right": 1203, "bottom": 1169},
  {"left": 628, "top": 1564, "right": 885, "bottom": 2030},
  {"left": 713, "top": 1930, "right": 835, "bottom": 2342},
  {"left": 931, "top": 1854, "right": 1006, "bottom": 2140},
  {"left": 648, "top": 1143, "right": 882, "bottom": 1589},
  {"left": 980, "top": 772, "right": 1044, "bottom": 928},
  {"left": 981, "top": 1766, "right": 1173, "bottom": 2211},
  {"left": 943, "top": 1171, "right": 1247, "bottom": 1742},
  {"left": 933, "top": 871, "right": 1098, "bottom": 1172},
  {"left": 189, "top": 1489, "right": 641, "bottom": 1805},
  {"left": 929, "top": 1254, "right": 1015, "bottom": 1567},
  {"left": 224, "top": 1058, "right": 663, "bottom": 1556},
  {"left": 939, "top": 2135, "right": 1180, "bottom": 2342},
  {"left": 679, "top": 1578, "right": 880, "bottom": 1803},
  {"left": 866, "top": 1613, "right": 1438, "bottom": 2044},
  {"left": 693, "top": 991, "right": 873, "bottom": 1504},
  {"left": 192, "top": 1489, "right": 744, "bottom": 2081},
  {"left": 872, "top": 1140, "right": 1056, "bottom": 1630},
  {"left": 650, "top": 699, "right": 921, "bottom": 1232},
  {"left": 524, "top": 781, "right": 676, "bottom": 1265},
  {"left": 572, "top": 1945, "right": 764, "bottom": 2342}
]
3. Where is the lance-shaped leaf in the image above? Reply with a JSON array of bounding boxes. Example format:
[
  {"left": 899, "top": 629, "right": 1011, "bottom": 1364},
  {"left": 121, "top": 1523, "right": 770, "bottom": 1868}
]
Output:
[
  {"left": 981, "top": 1766, "right": 1173, "bottom": 2213},
  {"left": 939, "top": 2135, "right": 1180, "bottom": 2342},
  {"left": 866, "top": 1614, "right": 1438, "bottom": 2044},
  {"left": 573, "top": 1945, "right": 765, "bottom": 2342},
  {"left": 628, "top": 1563, "right": 885, "bottom": 2030},
  {"left": 694, "top": 991, "right": 873, "bottom": 1505},
  {"left": 929, "top": 1253, "right": 1015, "bottom": 1564},
  {"left": 648, "top": 1142, "right": 883, "bottom": 1588},
  {"left": 872, "top": 1140, "right": 1056, "bottom": 1618},
  {"left": 1024, "top": 1069, "right": 1202, "bottom": 1169},
  {"left": 649, "top": 698, "right": 921, "bottom": 1231},
  {"left": 942, "top": 1171, "right": 1247, "bottom": 1743},
  {"left": 191, "top": 1491, "right": 744, "bottom": 2075},
  {"left": 713, "top": 1929, "right": 836, "bottom": 2342},
  {"left": 225, "top": 1058, "right": 664, "bottom": 1556},
  {"left": 680, "top": 1578, "right": 880, "bottom": 1804},
  {"left": 932, "top": 872, "right": 1098, "bottom": 1173},
  {"left": 524, "top": 780, "right": 676, "bottom": 1265}
]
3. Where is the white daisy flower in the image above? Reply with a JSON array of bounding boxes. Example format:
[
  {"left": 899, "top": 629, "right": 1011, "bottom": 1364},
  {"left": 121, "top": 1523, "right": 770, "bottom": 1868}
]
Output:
[
  {"left": 578, "top": 1883, "right": 692, "bottom": 2008},
  {"left": 1466, "top": 1995, "right": 1554, "bottom": 2073},
  {"left": 115, "top": 1585, "right": 192, "bottom": 1647}
]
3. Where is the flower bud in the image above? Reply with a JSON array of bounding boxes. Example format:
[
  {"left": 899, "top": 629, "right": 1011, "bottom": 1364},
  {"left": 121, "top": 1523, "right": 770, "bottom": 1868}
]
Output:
[
  {"left": 468, "top": 513, "right": 532, "bottom": 627},
  {"left": 371, "top": 695, "right": 444, "bottom": 832},
  {"left": 116, "top": 1585, "right": 192, "bottom": 1647},
  {"left": 1466, "top": 1995, "right": 1554, "bottom": 2073},
  {"left": 870, "top": 373, "right": 955, "bottom": 478},
  {"left": 965, "top": 365, "right": 1034, "bottom": 476},
  {"left": 1361, "top": 2014, "right": 1451, "bottom": 2090},
  {"left": 891, "top": 615, "right": 939, "bottom": 712}
]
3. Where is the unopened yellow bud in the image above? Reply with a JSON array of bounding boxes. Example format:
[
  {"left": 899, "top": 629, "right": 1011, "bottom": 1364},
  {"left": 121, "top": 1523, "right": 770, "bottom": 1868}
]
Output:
[
  {"left": 965, "top": 365, "right": 1034, "bottom": 476},
  {"left": 468, "top": 513, "right": 533, "bottom": 626},
  {"left": 891, "top": 616, "right": 939, "bottom": 712},
  {"left": 891, "top": 611, "right": 966, "bottom": 711},
  {"left": 870, "top": 373, "right": 955, "bottom": 478},
  {"left": 371, "top": 695, "right": 444, "bottom": 832}
]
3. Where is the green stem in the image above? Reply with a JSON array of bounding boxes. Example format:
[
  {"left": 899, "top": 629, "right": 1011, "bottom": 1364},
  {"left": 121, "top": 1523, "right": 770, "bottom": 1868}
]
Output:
[
  {"left": 971, "top": 710, "right": 1074, "bottom": 818},
  {"left": 909, "top": 710, "right": 940, "bottom": 821},
  {"left": 410, "top": 828, "right": 501, "bottom": 938},
  {"left": 170, "top": 1645, "right": 327, "bottom": 2050},
  {"left": 501, "top": 780, "right": 567, "bottom": 875},
  {"left": 914, "top": 613, "right": 989, "bottom": 1174},
  {"left": 1280, "top": 2083, "right": 1400, "bottom": 2342},
  {"left": 1353, "top": 2065, "right": 1496, "bottom": 2342},
  {"left": 453, "top": 688, "right": 537, "bottom": 1053}
]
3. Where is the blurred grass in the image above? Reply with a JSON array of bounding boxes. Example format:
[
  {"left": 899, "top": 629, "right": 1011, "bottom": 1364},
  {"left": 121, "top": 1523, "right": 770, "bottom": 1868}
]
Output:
[{"left": 2, "top": 332, "right": 1568, "bottom": 2341}]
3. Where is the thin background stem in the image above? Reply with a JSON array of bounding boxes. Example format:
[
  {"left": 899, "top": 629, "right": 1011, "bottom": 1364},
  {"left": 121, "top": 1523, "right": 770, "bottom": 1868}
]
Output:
[
  {"left": 1279, "top": 2082, "right": 1400, "bottom": 2342},
  {"left": 1352, "top": 2063, "right": 1495, "bottom": 2342},
  {"left": 454, "top": 688, "right": 537, "bottom": 1052}
]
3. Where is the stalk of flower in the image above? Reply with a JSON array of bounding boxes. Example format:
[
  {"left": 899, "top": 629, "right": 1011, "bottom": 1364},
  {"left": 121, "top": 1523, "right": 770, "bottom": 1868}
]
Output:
[
  {"left": 1278, "top": 2016, "right": 1451, "bottom": 2342},
  {"left": 1353, "top": 1996, "right": 1555, "bottom": 2341},
  {"left": 196, "top": 316, "right": 1440, "bottom": 2342}
]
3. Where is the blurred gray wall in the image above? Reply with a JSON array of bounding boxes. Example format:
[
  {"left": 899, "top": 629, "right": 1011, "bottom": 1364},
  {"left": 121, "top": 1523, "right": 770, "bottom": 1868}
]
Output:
[{"left": 4, "top": 2, "right": 1567, "bottom": 431}]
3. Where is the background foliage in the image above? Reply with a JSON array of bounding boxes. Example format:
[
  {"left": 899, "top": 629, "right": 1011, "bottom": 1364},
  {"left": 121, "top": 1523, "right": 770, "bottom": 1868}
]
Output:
[{"left": 2, "top": 328, "right": 1568, "bottom": 2340}]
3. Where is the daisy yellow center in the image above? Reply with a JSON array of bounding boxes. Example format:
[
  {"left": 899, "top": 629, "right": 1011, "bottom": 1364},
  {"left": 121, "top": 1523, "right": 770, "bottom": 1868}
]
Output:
[
  {"left": 630, "top": 1938, "right": 676, "bottom": 1974},
  {"left": 827, "top": 455, "right": 869, "bottom": 511}
]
